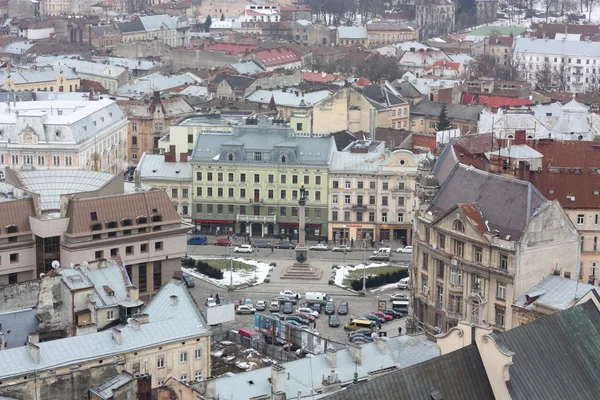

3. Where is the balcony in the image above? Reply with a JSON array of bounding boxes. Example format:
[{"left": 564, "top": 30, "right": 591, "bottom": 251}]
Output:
[
  {"left": 446, "top": 309, "right": 463, "bottom": 320},
  {"left": 249, "top": 197, "right": 263, "bottom": 205},
  {"left": 392, "top": 187, "right": 412, "bottom": 194},
  {"left": 236, "top": 214, "right": 276, "bottom": 223},
  {"left": 448, "top": 282, "right": 464, "bottom": 293},
  {"left": 352, "top": 203, "right": 368, "bottom": 210}
]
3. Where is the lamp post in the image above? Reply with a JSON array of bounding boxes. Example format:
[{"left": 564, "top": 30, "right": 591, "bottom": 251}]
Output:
[{"left": 362, "top": 242, "right": 367, "bottom": 293}]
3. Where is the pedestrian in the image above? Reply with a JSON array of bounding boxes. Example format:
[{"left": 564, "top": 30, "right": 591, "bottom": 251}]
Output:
[
  {"left": 398, "top": 326, "right": 402, "bottom": 336},
  {"left": 296, "top": 293, "right": 299, "bottom": 300},
  {"left": 216, "top": 294, "right": 220, "bottom": 305},
  {"left": 350, "top": 238, "right": 354, "bottom": 248},
  {"left": 271, "top": 245, "right": 274, "bottom": 253},
  {"left": 210, "top": 293, "right": 213, "bottom": 298},
  {"left": 350, "top": 314, "right": 354, "bottom": 321},
  {"left": 377, "top": 323, "right": 382, "bottom": 331},
  {"left": 314, "top": 320, "right": 317, "bottom": 329}
]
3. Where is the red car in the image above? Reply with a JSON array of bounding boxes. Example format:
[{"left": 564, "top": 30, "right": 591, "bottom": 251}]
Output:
[
  {"left": 295, "top": 312, "right": 316, "bottom": 322},
  {"left": 373, "top": 311, "right": 393, "bottom": 321},
  {"left": 215, "top": 238, "right": 231, "bottom": 246},
  {"left": 233, "top": 299, "right": 241, "bottom": 310}
]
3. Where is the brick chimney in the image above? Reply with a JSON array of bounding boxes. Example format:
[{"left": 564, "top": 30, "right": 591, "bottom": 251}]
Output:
[
  {"left": 514, "top": 130, "right": 526, "bottom": 145},
  {"left": 179, "top": 152, "right": 188, "bottom": 162},
  {"left": 164, "top": 145, "right": 176, "bottom": 163}
]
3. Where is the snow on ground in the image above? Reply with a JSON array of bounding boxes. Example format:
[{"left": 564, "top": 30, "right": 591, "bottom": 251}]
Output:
[
  {"left": 370, "top": 283, "right": 399, "bottom": 293},
  {"left": 184, "top": 257, "right": 272, "bottom": 287},
  {"left": 333, "top": 262, "right": 390, "bottom": 287}
]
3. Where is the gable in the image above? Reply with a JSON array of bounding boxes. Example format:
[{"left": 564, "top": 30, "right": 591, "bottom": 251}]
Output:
[{"left": 433, "top": 204, "right": 488, "bottom": 245}]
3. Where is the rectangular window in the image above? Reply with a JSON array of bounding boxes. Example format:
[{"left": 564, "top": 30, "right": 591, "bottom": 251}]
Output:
[
  {"left": 357, "top": 181, "right": 363, "bottom": 189},
  {"left": 316, "top": 176, "right": 321, "bottom": 185},
  {"left": 453, "top": 240, "right": 464, "bottom": 257},
  {"left": 450, "top": 268, "right": 462, "bottom": 285},
  {"left": 500, "top": 253, "right": 509, "bottom": 270},
  {"left": 369, "top": 195, "right": 375, "bottom": 205},
  {"left": 268, "top": 174, "right": 274, "bottom": 184},
  {"left": 196, "top": 187, "right": 202, "bottom": 196},
  {"left": 217, "top": 173, "right": 223, "bottom": 182},
  {"left": 107, "top": 310, "right": 114, "bottom": 320},
  {"left": 207, "top": 204, "right": 213, "bottom": 213},
  {"left": 344, "top": 195, "right": 351, "bottom": 204},
  {"left": 369, "top": 212, "right": 375, "bottom": 222},
  {"left": 228, "top": 205, "right": 234, "bottom": 214},
  {"left": 126, "top": 245, "right": 134, "bottom": 255},
  {"left": 240, "top": 188, "right": 246, "bottom": 198},
  {"left": 196, "top": 172, "right": 202, "bottom": 181},
  {"left": 292, "top": 175, "right": 298, "bottom": 184},
  {"left": 304, "top": 176, "right": 309, "bottom": 185},
  {"left": 188, "top": 134, "right": 193, "bottom": 143},
  {"left": 139, "top": 263, "right": 147, "bottom": 292},
  {"left": 332, "top": 180, "right": 339, "bottom": 188},
  {"left": 381, "top": 196, "right": 388, "bottom": 206},
  {"left": 332, "top": 210, "right": 338, "bottom": 221},
  {"left": 94, "top": 250, "right": 103, "bottom": 259},
  {"left": 496, "top": 281, "right": 506, "bottom": 299},
  {"left": 228, "top": 188, "right": 234, "bottom": 197},
  {"left": 38, "top": 155, "right": 45, "bottom": 165},
  {"left": 292, "top": 207, "right": 298, "bottom": 217},
  {"left": 157, "top": 357, "right": 165, "bottom": 368},
  {"left": 228, "top": 173, "right": 234, "bottom": 182},
  {"left": 382, "top": 182, "right": 388, "bottom": 190},
  {"left": 180, "top": 351, "right": 188, "bottom": 363},
  {"left": 254, "top": 174, "right": 260, "bottom": 183},
  {"left": 369, "top": 181, "right": 376, "bottom": 189},
  {"left": 141, "top": 243, "right": 148, "bottom": 253},
  {"left": 240, "top": 174, "right": 246, "bottom": 182},
  {"left": 182, "top": 189, "right": 188, "bottom": 198},
  {"left": 280, "top": 207, "right": 287, "bottom": 216},
  {"left": 577, "top": 214, "right": 584, "bottom": 225},
  {"left": 332, "top": 195, "right": 338, "bottom": 204},
  {"left": 281, "top": 175, "right": 287, "bottom": 184},
  {"left": 381, "top": 212, "right": 387, "bottom": 222},
  {"left": 195, "top": 371, "right": 202, "bottom": 381},
  {"left": 254, "top": 152, "right": 262, "bottom": 161},
  {"left": 315, "top": 208, "right": 321, "bottom": 218},
  {"left": 196, "top": 204, "right": 202, "bottom": 213},
  {"left": 281, "top": 190, "right": 286, "bottom": 200},
  {"left": 315, "top": 191, "right": 321, "bottom": 201},
  {"left": 356, "top": 211, "right": 363, "bottom": 221},
  {"left": 195, "top": 348, "right": 202, "bottom": 359},
  {"left": 268, "top": 189, "right": 274, "bottom": 199},
  {"left": 155, "top": 241, "right": 163, "bottom": 251},
  {"left": 344, "top": 211, "right": 350, "bottom": 221},
  {"left": 207, "top": 172, "right": 213, "bottom": 181},
  {"left": 436, "top": 259, "right": 444, "bottom": 278},
  {"left": 217, "top": 188, "right": 223, "bottom": 197},
  {"left": 397, "top": 212, "right": 404, "bottom": 223},
  {"left": 171, "top": 189, "right": 178, "bottom": 198},
  {"left": 475, "top": 246, "right": 483, "bottom": 263},
  {"left": 495, "top": 306, "right": 505, "bottom": 327},
  {"left": 438, "top": 233, "right": 446, "bottom": 249},
  {"left": 217, "top": 204, "right": 223, "bottom": 214}
]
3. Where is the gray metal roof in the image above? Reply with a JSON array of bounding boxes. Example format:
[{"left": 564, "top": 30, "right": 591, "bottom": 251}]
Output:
[
  {"left": 214, "top": 335, "right": 440, "bottom": 399},
  {"left": 410, "top": 100, "right": 485, "bottom": 123},
  {"left": 246, "top": 89, "right": 331, "bottom": 108},
  {"left": 320, "top": 344, "right": 493, "bottom": 400},
  {"left": 513, "top": 274, "right": 600, "bottom": 311},
  {"left": 14, "top": 170, "right": 115, "bottom": 211},
  {"left": 0, "top": 279, "right": 209, "bottom": 381},
  {"left": 338, "top": 26, "right": 368, "bottom": 39},
  {"left": 89, "top": 373, "right": 135, "bottom": 399},
  {"left": 514, "top": 37, "right": 600, "bottom": 57},
  {"left": 230, "top": 60, "right": 265, "bottom": 75},
  {"left": 330, "top": 141, "right": 386, "bottom": 172},
  {"left": 140, "top": 14, "right": 176, "bottom": 31},
  {"left": 137, "top": 153, "right": 192, "bottom": 182},
  {"left": 0, "top": 66, "right": 78, "bottom": 84},
  {"left": 491, "top": 300, "right": 600, "bottom": 400},
  {"left": 190, "top": 123, "right": 334, "bottom": 166}
]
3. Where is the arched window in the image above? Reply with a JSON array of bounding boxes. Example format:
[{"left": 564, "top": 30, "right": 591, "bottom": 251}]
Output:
[
  {"left": 453, "top": 219, "right": 465, "bottom": 232},
  {"left": 281, "top": 155, "right": 286, "bottom": 163},
  {"left": 228, "top": 153, "right": 233, "bottom": 161}
]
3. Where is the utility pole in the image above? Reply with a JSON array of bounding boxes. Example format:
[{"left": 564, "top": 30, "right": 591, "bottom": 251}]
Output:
[
  {"left": 229, "top": 247, "right": 233, "bottom": 290},
  {"left": 362, "top": 242, "right": 367, "bottom": 293}
]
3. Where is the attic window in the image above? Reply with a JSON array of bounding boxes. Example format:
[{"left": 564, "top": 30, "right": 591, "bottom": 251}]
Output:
[
  {"left": 548, "top": 189, "right": 555, "bottom": 194},
  {"left": 137, "top": 216, "right": 148, "bottom": 224},
  {"left": 281, "top": 155, "right": 286, "bottom": 163},
  {"left": 90, "top": 212, "right": 98, "bottom": 221},
  {"left": 151, "top": 215, "right": 163, "bottom": 223},
  {"left": 228, "top": 153, "right": 233, "bottom": 161},
  {"left": 106, "top": 221, "right": 117, "bottom": 229},
  {"left": 101, "top": 117, "right": 104, "bottom": 122},
  {"left": 91, "top": 223, "right": 102, "bottom": 231},
  {"left": 93, "top": 121, "right": 97, "bottom": 126},
  {"left": 109, "top": 112, "right": 112, "bottom": 117},
  {"left": 83, "top": 126, "right": 87, "bottom": 131},
  {"left": 122, "top": 218, "right": 132, "bottom": 226},
  {"left": 453, "top": 220, "right": 464, "bottom": 232},
  {"left": 5, "top": 225, "right": 17, "bottom": 234}
]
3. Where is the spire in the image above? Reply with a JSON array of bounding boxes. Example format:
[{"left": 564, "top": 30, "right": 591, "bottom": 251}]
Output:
[{"left": 268, "top": 94, "right": 277, "bottom": 112}]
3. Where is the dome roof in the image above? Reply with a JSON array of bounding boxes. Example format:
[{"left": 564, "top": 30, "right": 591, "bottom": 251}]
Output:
[
  {"left": 420, "top": 173, "right": 439, "bottom": 188},
  {"left": 562, "top": 98, "right": 587, "bottom": 113},
  {"left": 418, "top": 157, "right": 433, "bottom": 170}
]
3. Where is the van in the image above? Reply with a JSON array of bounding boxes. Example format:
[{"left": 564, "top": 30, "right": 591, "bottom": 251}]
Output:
[
  {"left": 344, "top": 319, "right": 374, "bottom": 331},
  {"left": 305, "top": 292, "right": 333, "bottom": 305},
  {"left": 372, "top": 247, "right": 391, "bottom": 255},
  {"left": 238, "top": 328, "right": 263, "bottom": 344},
  {"left": 392, "top": 300, "right": 409, "bottom": 315},
  {"left": 397, "top": 277, "right": 410, "bottom": 290},
  {"left": 187, "top": 235, "right": 208, "bottom": 245}
]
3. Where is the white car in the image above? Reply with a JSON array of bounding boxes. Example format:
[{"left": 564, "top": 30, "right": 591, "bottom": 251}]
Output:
[
  {"left": 269, "top": 300, "right": 281, "bottom": 312},
  {"left": 280, "top": 290, "right": 301, "bottom": 299},
  {"left": 255, "top": 300, "right": 266, "bottom": 311},
  {"left": 332, "top": 245, "right": 352, "bottom": 252},
  {"left": 397, "top": 246, "right": 413, "bottom": 254},
  {"left": 205, "top": 298, "right": 217, "bottom": 307},
  {"left": 309, "top": 244, "right": 328, "bottom": 251},
  {"left": 236, "top": 305, "right": 256, "bottom": 315},
  {"left": 297, "top": 307, "right": 319, "bottom": 318},
  {"left": 391, "top": 293, "right": 409, "bottom": 300},
  {"left": 234, "top": 244, "right": 254, "bottom": 253}
]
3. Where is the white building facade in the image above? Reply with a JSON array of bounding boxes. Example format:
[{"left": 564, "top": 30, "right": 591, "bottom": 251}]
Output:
[{"left": 0, "top": 98, "right": 128, "bottom": 174}]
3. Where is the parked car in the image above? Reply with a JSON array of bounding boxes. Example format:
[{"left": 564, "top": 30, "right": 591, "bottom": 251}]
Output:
[
  {"left": 297, "top": 307, "right": 319, "bottom": 317},
  {"left": 285, "top": 315, "right": 305, "bottom": 324},
  {"left": 285, "top": 320, "right": 302, "bottom": 327},
  {"left": 337, "top": 301, "right": 348, "bottom": 315},
  {"left": 348, "top": 329, "right": 373, "bottom": 338},
  {"left": 309, "top": 244, "right": 328, "bottom": 251},
  {"left": 269, "top": 301, "right": 281, "bottom": 312},
  {"left": 269, "top": 313, "right": 283, "bottom": 320},
  {"left": 361, "top": 314, "right": 385, "bottom": 325},
  {"left": 182, "top": 273, "right": 195, "bottom": 288},
  {"left": 351, "top": 334, "right": 374, "bottom": 343},
  {"left": 324, "top": 301, "right": 335, "bottom": 315},
  {"left": 243, "top": 298, "right": 254, "bottom": 308},
  {"left": 373, "top": 311, "right": 393, "bottom": 321},
  {"left": 332, "top": 245, "right": 352, "bottom": 252},
  {"left": 308, "top": 304, "right": 322, "bottom": 314},
  {"left": 397, "top": 277, "right": 410, "bottom": 290},
  {"left": 280, "top": 290, "right": 301, "bottom": 299},
  {"left": 397, "top": 246, "right": 413, "bottom": 254},
  {"left": 234, "top": 244, "right": 253, "bottom": 253},
  {"left": 275, "top": 241, "right": 295, "bottom": 249},
  {"left": 236, "top": 305, "right": 256, "bottom": 315},
  {"left": 254, "top": 241, "right": 271, "bottom": 248},
  {"left": 390, "top": 293, "right": 409, "bottom": 300},
  {"left": 273, "top": 295, "right": 297, "bottom": 305},
  {"left": 372, "top": 247, "right": 391, "bottom": 255},
  {"left": 264, "top": 335, "right": 285, "bottom": 346},
  {"left": 187, "top": 235, "right": 208, "bottom": 245},
  {"left": 381, "top": 309, "right": 403, "bottom": 319},
  {"left": 283, "top": 302, "right": 294, "bottom": 314},
  {"left": 255, "top": 300, "right": 266, "bottom": 311},
  {"left": 205, "top": 298, "right": 217, "bottom": 307},
  {"left": 215, "top": 238, "right": 231, "bottom": 246},
  {"left": 328, "top": 314, "right": 340, "bottom": 327},
  {"left": 295, "top": 312, "right": 315, "bottom": 322}
]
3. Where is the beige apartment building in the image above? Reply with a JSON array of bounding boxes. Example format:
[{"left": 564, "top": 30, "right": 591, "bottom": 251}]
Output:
[
  {"left": 1, "top": 65, "right": 80, "bottom": 92},
  {"left": 0, "top": 279, "right": 212, "bottom": 399},
  {"left": 412, "top": 146, "right": 579, "bottom": 334},
  {"left": 328, "top": 141, "right": 420, "bottom": 244}
]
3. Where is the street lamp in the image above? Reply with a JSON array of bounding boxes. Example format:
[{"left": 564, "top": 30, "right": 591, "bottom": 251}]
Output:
[{"left": 362, "top": 242, "right": 367, "bottom": 293}]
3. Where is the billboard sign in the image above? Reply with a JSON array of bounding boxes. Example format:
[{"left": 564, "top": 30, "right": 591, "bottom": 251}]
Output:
[{"left": 206, "top": 303, "right": 235, "bottom": 325}]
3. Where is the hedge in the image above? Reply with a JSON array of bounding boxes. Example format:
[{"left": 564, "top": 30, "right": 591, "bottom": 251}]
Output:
[
  {"left": 349, "top": 269, "right": 408, "bottom": 291},
  {"left": 182, "top": 257, "right": 224, "bottom": 279}
]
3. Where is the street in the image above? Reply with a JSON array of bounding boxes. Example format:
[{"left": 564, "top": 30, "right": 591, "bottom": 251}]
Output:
[{"left": 185, "top": 244, "right": 411, "bottom": 344}]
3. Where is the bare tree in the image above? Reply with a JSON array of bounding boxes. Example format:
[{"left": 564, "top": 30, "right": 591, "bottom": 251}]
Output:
[
  {"left": 536, "top": 61, "right": 554, "bottom": 89},
  {"left": 553, "top": 59, "right": 570, "bottom": 91}
]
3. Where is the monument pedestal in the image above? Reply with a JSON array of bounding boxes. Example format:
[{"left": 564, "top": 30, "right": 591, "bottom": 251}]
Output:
[{"left": 280, "top": 245, "right": 322, "bottom": 280}]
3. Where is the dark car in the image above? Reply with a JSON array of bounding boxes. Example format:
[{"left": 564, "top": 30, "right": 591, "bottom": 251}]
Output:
[
  {"left": 273, "top": 295, "right": 297, "bottom": 305},
  {"left": 285, "top": 315, "right": 306, "bottom": 324},
  {"left": 328, "top": 314, "right": 340, "bottom": 327},
  {"left": 285, "top": 320, "right": 302, "bottom": 327},
  {"left": 215, "top": 238, "right": 231, "bottom": 246},
  {"left": 351, "top": 334, "right": 374, "bottom": 343},
  {"left": 309, "top": 304, "right": 322, "bottom": 314},
  {"left": 382, "top": 309, "right": 402, "bottom": 319},
  {"left": 283, "top": 302, "right": 294, "bottom": 314},
  {"left": 348, "top": 329, "right": 372, "bottom": 338},
  {"left": 324, "top": 301, "right": 335, "bottom": 315},
  {"left": 269, "top": 313, "right": 283, "bottom": 320},
  {"left": 182, "top": 273, "right": 195, "bottom": 288},
  {"left": 264, "top": 335, "right": 285, "bottom": 346},
  {"left": 295, "top": 312, "right": 315, "bottom": 322},
  {"left": 275, "top": 241, "right": 295, "bottom": 249},
  {"left": 337, "top": 301, "right": 348, "bottom": 315},
  {"left": 253, "top": 241, "right": 271, "bottom": 248},
  {"left": 361, "top": 314, "right": 385, "bottom": 325}
]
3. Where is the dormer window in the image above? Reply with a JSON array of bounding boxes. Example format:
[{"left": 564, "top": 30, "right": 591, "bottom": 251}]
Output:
[
  {"left": 122, "top": 218, "right": 132, "bottom": 227},
  {"left": 136, "top": 216, "right": 148, "bottom": 224},
  {"left": 453, "top": 219, "right": 465, "bottom": 232},
  {"left": 6, "top": 225, "right": 18, "bottom": 234},
  {"left": 106, "top": 220, "right": 117, "bottom": 229},
  {"left": 281, "top": 155, "right": 286, "bottom": 163},
  {"left": 228, "top": 153, "right": 233, "bottom": 161},
  {"left": 91, "top": 223, "right": 102, "bottom": 231},
  {"left": 151, "top": 215, "right": 162, "bottom": 223}
]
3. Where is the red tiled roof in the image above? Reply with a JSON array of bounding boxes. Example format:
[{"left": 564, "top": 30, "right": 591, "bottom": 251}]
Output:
[
  {"left": 80, "top": 79, "right": 109, "bottom": 94},
  {"left": 462, "top": 95, "right": 533, "bottom": 109},
  {"left": 204, "top": 43, "right": 257, "bottom": 56},
  {"left": 425, "top": 59, "right": 461, "bottom": 71},
  {"left": 302, "top": 71, "right": 346, "bottom": 83},
  {"left": 526, "top": 140, "right": 600, "bottom": 209},
  {"left": 355, "top": 77, "right": 372, "bottom": 86},
  {"left": 458, "top": 203, "right": 485, "bottom": 233},
  {"left": 489, "top": 35, "right": 514, "bottom": 47},
  {"left": 254, "top": 47, "right": 300, "bottom": 67}
]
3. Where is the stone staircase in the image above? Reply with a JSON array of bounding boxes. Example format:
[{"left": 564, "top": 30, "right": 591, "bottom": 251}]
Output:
[{"left": 280, "top": 262, "right": 323, "bottom": 280}]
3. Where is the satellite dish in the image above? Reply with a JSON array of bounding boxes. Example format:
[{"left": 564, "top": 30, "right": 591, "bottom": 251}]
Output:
[{"left": 51, "top": 260, "right": 60, "bottom": 270}]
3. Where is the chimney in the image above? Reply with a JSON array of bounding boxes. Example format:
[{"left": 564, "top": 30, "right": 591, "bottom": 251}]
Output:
[
  {"left": 179, "top": 152, "right": 188, "bottom": 162},
  {"left": 170, "top": 295, "right": 178, "bottom": 306},
  {"left": 165, "top": 145, "right": 176, "bottom": 162},
  {"left": 126, "top": 285, "right": 139, "bottom": 300},
  {"left": 132, "top": 313, "right": 150, "bottom": 324},
  {"left": 27, "top": 341, "right": 40, "bottom": 363},
  {"left": 346, "top": 342, "right": 362, "bottom": 365},
  {"left": 28, "top": 332, "right": 40, "bottom": 344},
  {"left": 514, "top": 130, "right": 526, "bottom": 145},
  {"left": 112, "top": 328, "right": 122, "bottom": 345},
  {"left": 131, "top": 318, "right": 140, "bottom": 331},
  {"left": 374, "top": 336, "right": 388, "bottom": 354},
  {"left": 325, "top": 348, "right": 337, "bottom": 368},
  {"left": 271, "top": 364, "right": 286, "bottom": 395}
]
